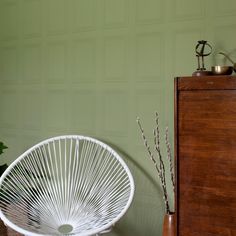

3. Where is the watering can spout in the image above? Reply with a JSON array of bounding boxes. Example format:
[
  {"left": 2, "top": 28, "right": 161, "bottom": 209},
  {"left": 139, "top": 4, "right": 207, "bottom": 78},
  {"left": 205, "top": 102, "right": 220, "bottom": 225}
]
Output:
[{"left": 219, "top": 52, "right": 236, "bottom": 72}]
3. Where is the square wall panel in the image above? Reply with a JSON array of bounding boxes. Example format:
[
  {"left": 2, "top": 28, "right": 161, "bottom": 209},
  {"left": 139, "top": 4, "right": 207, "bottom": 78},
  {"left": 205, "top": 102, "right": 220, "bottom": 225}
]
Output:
[
  {"left": 71, "top": 39, "right": 96, "bottom": 83},
  {"left": 135, "top": 0, "right": 164, "bottom": 24},
  {"left": 103, "top": 36, "right": 127, "bottom": 82},
  {"left": 71, "top": 0, "right": 96, "bottom": 31},
  {"left": 210, "top": 0, "right": 236, "bottom": 16},
  {"left": 101, "top": 89, "right": 129, "bottom": 136},
  {"left": 22, "top": 0, "right": 42, "bottom": 38},
  {"left": 45, "top": 41, "right": 67, "bottom": 83},
  {"left": 46, "top": 0, "right": 66, "bottom": 35},
  {"left": 0, "top": 1, "right": 18, "bottom": 41},
  {"left": 136, "top": 33, "right": 163, "bottom": 81},
  {"left": 18, "top": 90, "right": 42, "bottom": 130},
  {"left": 0, "top": 89, "right": 19, "bottom": 129},
  {"left": 43, "top": 89, "right": 68, "bottom": 130},
  {"left": 0, "top": 46, "right": 18, "bottom": 83},
  {"left": 21, "top": 43, "right": 42, "bottom": 83},
  {"left": 69, "top": 89, "right": 96, "bottom": 133},
  {"left": 103, "top": 0, "right": 128, "bottom": 28},
  {"left": 172, "top": 0, "right": 204, "bottom": 20}
]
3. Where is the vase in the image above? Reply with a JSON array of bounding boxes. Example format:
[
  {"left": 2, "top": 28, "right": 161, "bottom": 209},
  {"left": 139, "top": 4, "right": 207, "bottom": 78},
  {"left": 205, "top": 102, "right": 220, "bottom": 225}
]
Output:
[
  {"left": 0, "top": 219, "right": 7, "bottom": 235},
  {"left": 162, "top": 212, "right": 175, "bottom": 236},
  {"left": 7, "top": 226, "right": 23, "bottom": 236}
]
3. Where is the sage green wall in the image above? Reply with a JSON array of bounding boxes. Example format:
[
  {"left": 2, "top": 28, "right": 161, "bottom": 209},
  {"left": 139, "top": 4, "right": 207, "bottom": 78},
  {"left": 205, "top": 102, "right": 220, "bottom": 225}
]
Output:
[{"left": 1, "top": 0, "right": 236, "bottom": 235}]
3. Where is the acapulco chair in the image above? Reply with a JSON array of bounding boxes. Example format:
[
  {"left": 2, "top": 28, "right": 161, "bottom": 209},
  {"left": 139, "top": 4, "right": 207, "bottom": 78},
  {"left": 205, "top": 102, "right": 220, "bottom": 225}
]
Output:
[{"left": 0, "top": 135, "right": 134, "bottom": 236}]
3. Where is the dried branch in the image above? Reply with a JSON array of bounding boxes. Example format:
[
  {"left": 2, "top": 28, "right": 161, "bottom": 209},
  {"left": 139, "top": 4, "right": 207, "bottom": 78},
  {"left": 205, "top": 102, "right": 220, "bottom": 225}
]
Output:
[
  {"left": 165, "top": 127, "right": 175, "bottom": 193},
  {"left": 137, "top": 117, "right": 161, "bottom": 175},
  {"left": 136, "top": 113, "right": 174, "bottom": 214}
]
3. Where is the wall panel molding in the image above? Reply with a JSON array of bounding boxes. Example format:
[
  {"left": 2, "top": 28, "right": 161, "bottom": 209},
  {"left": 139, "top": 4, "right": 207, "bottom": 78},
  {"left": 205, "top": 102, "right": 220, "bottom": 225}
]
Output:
[
  {"left": 18, "top": 89, "right": 42, "bottom": 130},
  {"left": 46, "top": 0, "right": 67, "bottom": 36},
  {"left": 0, "top": 88, "right": 19, "bottom": 129},
  {"left": 0, "top": 0, "right": 18, "bottom": 41},
  {"left": 207, "top": 0, "right": 236, "bottom": 17},
  {"left": 45, "top": 40, "right": 67, "bottom": 84},
  {"left": 100, "top": 89, "right": 129, "bottom": 136},
  {"left": 135, "top": 0, "right": 164, "bottom": 25},
  {"left": 103, "top": 0, "right": 128, "bottom": 28},
  {"left": 0, "top": 45, "right": 18, "bottom": 83},
  {"left": 135, "top": 32, "right": 164, "bottom": 82},
  {"left": 21, "top": 42, "right": 42, "bottom": 83},
  {"left": 171, "top": 0, "right": 205, "bottom": 21},
  {"left": 71, "top": 0, "right": 96, "bottom": 32},
  {"left": 103, "top": 35, "right": 127, "bottom": 82},
  {"left": 69, "top": 89, "right": 96, "bottom": 134},
  {"left": 22, "top": 0, "right": 42, "bottom": 38},
  {"left": 42, "top": 88, "right": 69, "bottom": 131},
  {"left": 71, "top": 38, "right": 96, "bottom": 83}
]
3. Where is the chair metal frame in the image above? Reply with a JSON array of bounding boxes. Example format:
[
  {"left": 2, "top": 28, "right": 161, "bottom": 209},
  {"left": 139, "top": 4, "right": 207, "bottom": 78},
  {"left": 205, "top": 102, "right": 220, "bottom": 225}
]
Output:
[{"left": 0, "top": 135, "right": 134, "bottom": 236}]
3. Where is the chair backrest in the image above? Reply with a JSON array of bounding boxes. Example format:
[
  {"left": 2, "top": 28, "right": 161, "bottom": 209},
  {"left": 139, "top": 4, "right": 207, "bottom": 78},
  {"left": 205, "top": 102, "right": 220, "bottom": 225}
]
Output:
[{"left": 0, "top": 135, "right": 135, "bottom": 236}]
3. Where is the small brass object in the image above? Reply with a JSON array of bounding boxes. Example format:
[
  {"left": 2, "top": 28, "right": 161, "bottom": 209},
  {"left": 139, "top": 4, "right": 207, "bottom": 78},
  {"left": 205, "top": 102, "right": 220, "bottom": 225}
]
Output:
[
  {"left": 219, "top": 52, "right": 236, "bottom": 72},
  {"left": 211, "top": 66, "right": 233, "bottom": 75}
]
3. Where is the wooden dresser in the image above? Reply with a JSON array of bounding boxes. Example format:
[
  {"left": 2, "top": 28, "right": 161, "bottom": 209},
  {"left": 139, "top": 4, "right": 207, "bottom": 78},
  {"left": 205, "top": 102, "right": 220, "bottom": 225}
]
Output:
[{"left": 175, "top": 76, "right": 236, "bottom": 236}]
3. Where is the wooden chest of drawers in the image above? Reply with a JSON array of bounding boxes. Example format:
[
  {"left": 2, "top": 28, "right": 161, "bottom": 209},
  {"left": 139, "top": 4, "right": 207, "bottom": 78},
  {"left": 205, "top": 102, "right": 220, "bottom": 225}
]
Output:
[{"left": 175, "top": 76, "right": 236, "bottom": 236}]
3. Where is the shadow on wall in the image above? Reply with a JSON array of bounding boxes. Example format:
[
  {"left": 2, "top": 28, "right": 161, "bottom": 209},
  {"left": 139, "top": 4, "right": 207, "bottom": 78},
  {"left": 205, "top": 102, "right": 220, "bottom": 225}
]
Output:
[{"left": 100, "top": 139, "right": 165, "bottom": 236}]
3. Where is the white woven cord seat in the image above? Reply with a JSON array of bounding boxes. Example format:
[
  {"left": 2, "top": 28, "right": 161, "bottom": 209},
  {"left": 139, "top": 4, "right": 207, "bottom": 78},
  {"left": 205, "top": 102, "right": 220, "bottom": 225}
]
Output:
[{"left": 0, "top": 135, "right": 134, "bottom": 236}]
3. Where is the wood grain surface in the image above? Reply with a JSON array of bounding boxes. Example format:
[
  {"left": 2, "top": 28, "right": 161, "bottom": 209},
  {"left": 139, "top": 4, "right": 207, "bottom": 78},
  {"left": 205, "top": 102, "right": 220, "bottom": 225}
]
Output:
[{"left": 175, "top": 76, "right": 236, "bottom": 236}]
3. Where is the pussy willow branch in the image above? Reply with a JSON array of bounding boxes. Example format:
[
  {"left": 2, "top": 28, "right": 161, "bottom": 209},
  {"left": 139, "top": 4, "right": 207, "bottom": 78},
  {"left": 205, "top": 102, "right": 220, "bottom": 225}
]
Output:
[
  {"left": 137, "top": 117, "right": 161, "bottom": 175},
  {"left": 137, "top": 116, "right": 171, "bottom": 214},
  {"left": 153, "top": 113, "right": 170, "bottom": 214},
  {"left": 165, "top": 127, "right": 175, "bottom": 193},
  {"left": 154, "top": 112, "right": 165, "bottom": 180}
]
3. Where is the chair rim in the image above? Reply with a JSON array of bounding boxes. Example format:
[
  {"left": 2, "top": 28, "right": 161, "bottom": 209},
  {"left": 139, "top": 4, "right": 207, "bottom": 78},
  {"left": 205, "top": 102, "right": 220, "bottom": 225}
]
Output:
[{"left": 0, "top": 135, "right": 135, "bottom": 236}]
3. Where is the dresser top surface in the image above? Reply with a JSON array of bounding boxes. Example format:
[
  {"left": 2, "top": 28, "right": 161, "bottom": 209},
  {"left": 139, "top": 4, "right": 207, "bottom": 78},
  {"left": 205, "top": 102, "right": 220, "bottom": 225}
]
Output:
[{"left": 176, "top": 75, "right": 236, "bottom": 90}]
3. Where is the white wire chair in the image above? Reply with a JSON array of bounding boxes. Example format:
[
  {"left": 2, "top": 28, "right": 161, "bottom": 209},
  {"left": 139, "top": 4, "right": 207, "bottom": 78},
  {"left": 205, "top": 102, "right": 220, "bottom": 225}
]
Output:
[{"left": 0, "top": 135, "right": 134, "bottom": 236}]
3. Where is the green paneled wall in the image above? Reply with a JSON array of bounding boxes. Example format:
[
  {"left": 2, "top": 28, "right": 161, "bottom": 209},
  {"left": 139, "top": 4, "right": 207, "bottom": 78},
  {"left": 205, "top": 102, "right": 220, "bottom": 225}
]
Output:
[{"left": 0, "top": 0, "right": 236, "bottom": 235}]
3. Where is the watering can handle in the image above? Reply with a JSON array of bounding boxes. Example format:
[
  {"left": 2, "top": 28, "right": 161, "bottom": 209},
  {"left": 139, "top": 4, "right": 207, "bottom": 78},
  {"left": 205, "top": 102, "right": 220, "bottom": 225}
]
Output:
[
  {"left": 219, "top": 52, "right": 236, "bottom": 72},
  {"left": 219, "top": 52, "right": 235, "bottom": 64}
]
